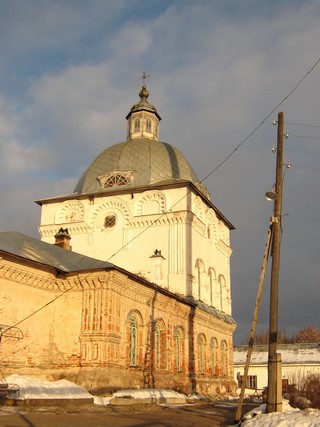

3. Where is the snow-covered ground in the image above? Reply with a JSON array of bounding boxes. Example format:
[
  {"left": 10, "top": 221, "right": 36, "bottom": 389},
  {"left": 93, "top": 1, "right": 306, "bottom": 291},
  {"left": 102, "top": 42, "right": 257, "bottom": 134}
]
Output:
[
  {"left": 3, "top": 374, "right": 186, "bottom": 404},
  {"left": 241, "top": 400, "right": 320, "bottom": 426},
  {"left": 2, "top": 375, "right": 320, "bottom": 426}
]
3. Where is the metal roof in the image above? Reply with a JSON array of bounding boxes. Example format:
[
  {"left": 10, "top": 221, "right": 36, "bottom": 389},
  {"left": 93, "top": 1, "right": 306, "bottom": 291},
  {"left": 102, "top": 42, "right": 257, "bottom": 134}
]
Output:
[
  {"left": 184, "top": 295, "right": 236, "bottom": 325},
  {"left": 74, "top": 138, "right": 208, "bottom": 197},
  {"left": 0, "top": 232, "right": 236, "bottom": 325},
  {"left": 234, "top": 343, "right": 320, "bottom": 365},
  {"left": 0, "top": 232, "right": 113, "bottom": 273}
]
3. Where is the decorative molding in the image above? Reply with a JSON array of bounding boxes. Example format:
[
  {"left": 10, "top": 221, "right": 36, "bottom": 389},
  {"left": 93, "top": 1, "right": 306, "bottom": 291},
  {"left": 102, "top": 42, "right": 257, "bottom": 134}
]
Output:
[
  {"left": 0, "top": 261, "right": 111, "bottom": 292},
  {"left": 194, "top": 196, "right": 204, "bottom": 222},
  {"left": 206, "top": 208, "right": 218, "bottom": 242},
  {"left": 0, "top": 261, "right": 59, "bottom": 290},
  {"left": 135, "top": 192, "right": 166, "bottom": 216},
  {"left": 191, "top": 215, "right": 206, "bottom": 236},
  {"left": 128, "top": 211, "right": 193, "bottom": 228},
  {"left": 55, "top": 201, "right": 85, "bottom": 224},
  {"left": 98, "top": 171, "right": 133, "bottom": 189},
  {"left": 39, "top": 225, "right": 89, "bottom": 238},
  {"left": 216, "top": 239, "right": 233, "bottom": 257},
  {"left": 88, "top": 199, "right": 130, "bottom": 230}
]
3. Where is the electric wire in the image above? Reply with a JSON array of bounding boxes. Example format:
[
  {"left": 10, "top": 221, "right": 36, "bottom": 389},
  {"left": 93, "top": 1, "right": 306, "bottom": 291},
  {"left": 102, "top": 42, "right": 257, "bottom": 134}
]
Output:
[
  {"left": 287, "top": 134, "right": 320, "bottom": 141},
  {"left": 291, "top": 164, "right": 320, "bottom": 170},
  {"left": 4, "top": 55, "right": 320, "bottom": 335},
  {"left": 286, "top": 148, "right": 320, "bottom": 156},
  {"left": 285, "top": 122, "right": 320, "bottom": 129},
  {"left": 196, "top": 56, "right": 320, "bottom": 184}
]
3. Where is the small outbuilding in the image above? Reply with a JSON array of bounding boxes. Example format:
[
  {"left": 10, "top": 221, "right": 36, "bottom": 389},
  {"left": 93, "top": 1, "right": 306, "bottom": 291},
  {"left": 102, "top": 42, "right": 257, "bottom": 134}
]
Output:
[{"left": 233, "top": 343, "right": 320, "bottom": 395}]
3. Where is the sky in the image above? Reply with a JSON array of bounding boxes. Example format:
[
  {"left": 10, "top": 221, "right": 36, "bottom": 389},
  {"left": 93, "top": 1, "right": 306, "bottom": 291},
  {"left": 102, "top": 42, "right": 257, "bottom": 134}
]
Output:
[{"left": 0, "top": 0, "right": 319, "bottom": 344}]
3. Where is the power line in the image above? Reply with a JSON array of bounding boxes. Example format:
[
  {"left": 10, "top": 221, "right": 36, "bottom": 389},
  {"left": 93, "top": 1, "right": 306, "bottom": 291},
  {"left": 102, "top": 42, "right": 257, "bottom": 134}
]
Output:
[
  {"left": 292, "top": 164, "right": 320, "bottom": 170},
  {"left": 199, "top": 56, "right": 320, "bottom": 183},
  {"left": 6, "top": 55, "right": 320, "bottom": 333},
  {"left": 286, "top": 148, "right": 320, "bottom": 156},
  {"left": 285, "top": 122, "right": 320, "bottom": 129},
  {"left": 288, "top": 134, "right": 320, "bottom": 141}
]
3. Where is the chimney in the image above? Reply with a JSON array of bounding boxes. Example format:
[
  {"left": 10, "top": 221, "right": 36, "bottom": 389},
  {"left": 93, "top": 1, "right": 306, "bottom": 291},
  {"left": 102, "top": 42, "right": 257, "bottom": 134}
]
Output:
[
  {"left": 149, "top": 249, "right": 165, "bottom": 286},
  {"left": 54, "top": 228, "right": 72, "bottom": 251}
]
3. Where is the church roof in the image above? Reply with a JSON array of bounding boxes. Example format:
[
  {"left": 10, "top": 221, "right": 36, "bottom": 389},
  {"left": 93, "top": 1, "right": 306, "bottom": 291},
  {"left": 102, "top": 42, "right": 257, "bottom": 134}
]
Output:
[
  {"left": 0, "top": 232, "right": 113, "bottom": 273},
  {"left": 233, "top": 343, "right": 320, "bottom": 365},
  {"left": 74, "top": 138, "right": 205, "bottom": 195},
  {"left": 74, "top": 84, "right": 210, "bottom": 199},
  {"left": 0, "top": 232, "right": 236, "bottom": 325}
]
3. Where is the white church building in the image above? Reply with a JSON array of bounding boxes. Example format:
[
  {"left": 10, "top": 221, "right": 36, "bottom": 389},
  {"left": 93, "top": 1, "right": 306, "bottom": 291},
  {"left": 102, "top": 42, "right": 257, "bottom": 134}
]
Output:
[{"left": 0, "top": 84, "right": 236, "bottom": 396}]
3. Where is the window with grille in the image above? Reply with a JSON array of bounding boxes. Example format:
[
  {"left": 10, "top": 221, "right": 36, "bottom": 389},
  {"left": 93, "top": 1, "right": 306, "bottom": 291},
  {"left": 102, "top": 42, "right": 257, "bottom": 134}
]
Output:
[
  {"left": 174, "top": 329, "right": 182, "bottom": 372},
  {"left": 155, "top": 324, "right": 161, "bottom": 368},
  {"left": 221, "top": 340, "right": 228, "bottom": 375},
  {"left": 198, "top": 335, "right": 205, "bottom": 374},
  {"left": 129, "top": 316, "right": 138, "bottom": 366},
  {"left": 105, "top": 174, "right": 130, "bottom": 187},
  {"left": 210, "top": 338, "right": 216, "bottom": 374},
  {"left": 104, "top": 215, "right": 116, "bottom": 228}
]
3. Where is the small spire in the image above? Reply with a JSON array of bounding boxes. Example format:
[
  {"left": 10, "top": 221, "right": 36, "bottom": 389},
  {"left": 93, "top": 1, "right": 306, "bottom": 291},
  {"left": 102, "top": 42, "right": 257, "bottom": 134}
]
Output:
[
  {"left": 139, "top": 72, "right": 150, "bottom": 101},
  {"left": 126, "top": 75, "right": 161, "bottom": 141}
]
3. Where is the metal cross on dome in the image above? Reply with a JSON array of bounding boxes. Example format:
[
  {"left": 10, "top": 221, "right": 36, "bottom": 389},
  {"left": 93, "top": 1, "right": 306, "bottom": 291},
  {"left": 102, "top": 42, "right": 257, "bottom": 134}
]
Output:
[{"left": 141, "top": 72, "right": 150, "bottom": 86}]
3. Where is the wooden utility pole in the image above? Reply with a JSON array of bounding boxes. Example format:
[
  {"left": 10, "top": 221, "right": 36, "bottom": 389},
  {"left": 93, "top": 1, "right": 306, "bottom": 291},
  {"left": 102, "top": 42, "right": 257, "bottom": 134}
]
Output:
[
  {"left": 234, "top": 224, "right": 273, "bottom": 423},
  {"left": 267, "top": 111, "right": 284, "bottom": 413}
]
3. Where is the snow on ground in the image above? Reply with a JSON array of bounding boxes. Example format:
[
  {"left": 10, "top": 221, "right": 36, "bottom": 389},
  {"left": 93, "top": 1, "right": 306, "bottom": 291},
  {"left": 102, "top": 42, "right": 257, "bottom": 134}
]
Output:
[
  {"left": 4, "top": 374, "right": 185, "bottom": 404},
  {"left": 4, "top": 374, "right": 93, "bottom": 400},
  {"left": 241, "top": 400, "right": 320, "bottom": 426},
  {"left": 93, "top": 388, "right": 187, "bottom": 405},
  {"left": 3, "top": 375, "right": 320, "bottom": 425}
]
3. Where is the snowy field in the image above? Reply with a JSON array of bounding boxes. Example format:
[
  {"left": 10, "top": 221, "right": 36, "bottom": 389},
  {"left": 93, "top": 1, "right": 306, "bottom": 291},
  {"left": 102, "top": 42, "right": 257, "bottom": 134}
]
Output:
[{"left": 2, "top": 374, "right": 320, "bottom": 426}]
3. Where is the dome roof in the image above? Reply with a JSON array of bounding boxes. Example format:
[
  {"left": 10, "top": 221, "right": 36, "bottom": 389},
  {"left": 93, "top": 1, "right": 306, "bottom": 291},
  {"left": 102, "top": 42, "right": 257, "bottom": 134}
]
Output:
[
  {"left": 74, "top": 84, "right": 210, "bottom": 198},
  {"left": 74, "top": 138, "right": 209, "bottom": 197}
]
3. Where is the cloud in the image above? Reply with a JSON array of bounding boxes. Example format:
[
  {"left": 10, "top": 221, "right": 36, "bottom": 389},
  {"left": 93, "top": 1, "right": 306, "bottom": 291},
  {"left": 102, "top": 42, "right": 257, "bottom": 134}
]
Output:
[{"left": 0, "top": 0, "right": 319, "bottom": 343}]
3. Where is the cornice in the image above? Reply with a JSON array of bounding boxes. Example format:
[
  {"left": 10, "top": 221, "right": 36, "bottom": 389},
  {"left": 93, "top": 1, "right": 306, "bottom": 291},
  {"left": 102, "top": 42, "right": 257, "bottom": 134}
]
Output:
[
  {"left": 39, "top": 225, "right": 89, "bottom": 237},
  {"left": 128, "top": 210, "right": 194, "bottom": 228},
  {"left": 195, "top": 308, "right": 236, "bottom": 334},
  {"left": 0, "top": 261, "right": 59, "bottom": 291},
  {"left": 216, "top": 239, "right": 233, "bottom": 257}
]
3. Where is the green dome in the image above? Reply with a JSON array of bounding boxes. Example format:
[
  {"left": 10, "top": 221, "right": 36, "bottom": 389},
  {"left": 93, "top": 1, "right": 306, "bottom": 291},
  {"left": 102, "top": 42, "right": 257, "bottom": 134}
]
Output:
[{"left": 74, "top": 138, "right": 209, "bottom": 197}]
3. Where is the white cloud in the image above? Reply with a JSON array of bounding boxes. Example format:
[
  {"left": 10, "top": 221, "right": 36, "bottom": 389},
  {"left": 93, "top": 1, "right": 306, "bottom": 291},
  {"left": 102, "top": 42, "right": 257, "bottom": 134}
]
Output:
[{"left": 0, "top": 0, "right": 320, "bottom": 341}]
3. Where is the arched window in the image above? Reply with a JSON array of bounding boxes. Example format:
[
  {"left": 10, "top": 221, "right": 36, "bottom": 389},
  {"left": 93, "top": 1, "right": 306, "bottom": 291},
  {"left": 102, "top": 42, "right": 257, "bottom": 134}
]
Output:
[
  {"left": 153, "top": 320, "right": 166, "bottom": 370},
  {"left": 174, "top": 328, "right": 182, "bottom": 372},
  {"left": 146, "top": 118, "right": 152, "bottom": 133},
  {"left": 105, "top": 174, "right": 130, "bottom": 187},
  {"left": 195, "top": 259, "right": 205, "bottom": 301},
  {"left": 155, "top": 324, "right": 161, "bottom": 368},
  {"left": 197, "top": 334, "right": 206, "bottom": 374},
  {"left": 129, "top": 315, "right": 138, "bottom": 366},
  {"left": 210, "top": 337, "right": 218, "bottom": 375},
  {"left": 134, "top": 118, "right": 140, "bottom": 132},
  {"left": 208, "top": 267, "right": 216, "bottom": 307},
  {"left": 218, "top": 274, "right": 225, "bottom": 311},
  {"left": 221, "top": 340, "right": 228, "bottom": 375}
]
